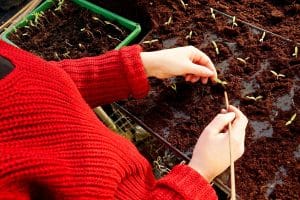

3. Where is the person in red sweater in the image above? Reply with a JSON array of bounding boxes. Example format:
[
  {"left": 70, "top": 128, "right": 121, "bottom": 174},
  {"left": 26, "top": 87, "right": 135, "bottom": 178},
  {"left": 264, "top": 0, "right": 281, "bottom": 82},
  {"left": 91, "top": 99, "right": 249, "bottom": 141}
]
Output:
[{"left": 0, "top": 40, "right": 248, "bottom": 200}]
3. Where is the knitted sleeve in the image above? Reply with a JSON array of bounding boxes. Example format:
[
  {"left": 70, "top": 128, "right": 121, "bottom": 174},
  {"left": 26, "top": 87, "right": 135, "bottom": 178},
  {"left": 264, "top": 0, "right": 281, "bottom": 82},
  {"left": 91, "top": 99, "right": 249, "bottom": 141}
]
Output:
[
  {"left": 150, "top": 165, "right": 217, "bottom": 200},
  {"left": 49, "top": 45, "right": 149, "bottom": 107}
]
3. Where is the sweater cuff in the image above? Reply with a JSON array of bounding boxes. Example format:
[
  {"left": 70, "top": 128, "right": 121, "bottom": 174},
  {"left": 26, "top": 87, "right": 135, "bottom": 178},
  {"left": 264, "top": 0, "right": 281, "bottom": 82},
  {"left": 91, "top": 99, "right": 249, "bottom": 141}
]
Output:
[
  {"left": 119, "top": 45, "right": 149, "bottom": 99},
  {"left": 158, "top": 164, "right": 217, "bottom": 200}
]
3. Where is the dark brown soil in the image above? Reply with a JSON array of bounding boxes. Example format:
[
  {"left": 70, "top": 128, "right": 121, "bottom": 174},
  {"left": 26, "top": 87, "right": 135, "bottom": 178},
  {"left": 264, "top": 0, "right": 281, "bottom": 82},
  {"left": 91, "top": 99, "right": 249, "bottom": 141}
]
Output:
[
  {"left": 88, "top": 0, "right": 152, "bottom": 42},
  {"left": 207, "top": 0, "right": 300, "bottom": 43},
  {"left": 8, "top": 0, "right": 130, "bottom": 60},
  {"left": 121, "top": 0, "right": 300, "bottom": 199}
]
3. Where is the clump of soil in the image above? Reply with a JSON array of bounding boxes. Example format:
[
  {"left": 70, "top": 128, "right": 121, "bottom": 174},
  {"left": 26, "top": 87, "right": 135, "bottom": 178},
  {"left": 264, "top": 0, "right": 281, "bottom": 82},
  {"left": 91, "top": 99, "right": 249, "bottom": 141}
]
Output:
[
  {"left": 122, "top": 0, "right": 300, "bottom": 199},
  {"left": 8, "top": 0, "right": 130, "bottom": 60}
]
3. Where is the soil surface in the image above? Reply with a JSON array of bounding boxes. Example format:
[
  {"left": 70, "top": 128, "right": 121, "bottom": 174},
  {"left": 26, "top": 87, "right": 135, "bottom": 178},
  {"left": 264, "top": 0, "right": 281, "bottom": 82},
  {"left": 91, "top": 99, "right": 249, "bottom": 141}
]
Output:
[
  {"left": 88, "top": 0, "right": 152, "bottom": 42},
  {"left": 207, "top": 0, "right": 300, "bottom": 43},
  {"left": 8, "top": 0, "right": 130, "bottom": 60},
  {"left": 122, "top": 0, "right": 300, "bottom": 199}
]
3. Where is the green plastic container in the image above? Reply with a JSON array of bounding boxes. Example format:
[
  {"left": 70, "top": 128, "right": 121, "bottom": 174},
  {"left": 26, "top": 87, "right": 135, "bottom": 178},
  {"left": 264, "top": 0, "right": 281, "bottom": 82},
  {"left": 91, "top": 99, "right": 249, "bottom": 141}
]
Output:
[{"left": 1, "top": 0, "right": 141, "bottom": 50}]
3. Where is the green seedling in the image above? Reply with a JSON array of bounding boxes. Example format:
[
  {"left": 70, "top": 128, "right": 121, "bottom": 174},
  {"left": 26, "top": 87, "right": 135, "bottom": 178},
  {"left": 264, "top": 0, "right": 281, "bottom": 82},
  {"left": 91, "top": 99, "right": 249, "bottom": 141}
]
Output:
[
  {"left": 65, "top": 39, "right": 73, "bottom": 47},
  {"left": 108, "top": 35, "right": 121, "bottom": 42},
  {"left": 92, "top": 16, "right": 105, "bottom": 26},
  {"left": 91, "top": 16, "right": 104, "bottom": 23},
  {"left": 54, "top": 52, "right": 60, "bottom": 60},
  {"left": 292, "top": 46, "right": 298, "bottom": 58},
  {"left": 29, "top": 20, "right": 36, "bottom": 27},
  {"left": 62, "top": 51, "right": 70, "bottom": 58},
  {"left": 285, "top": 113, "right": 297, "bottom": 126},
  {"left": 170, "top": 83, "right": 177, "bottom": 92},
  {"left": 92, "top": 16, "right": 100, "bottom": 21},
  {"left": 211, "top": 40, "right": 219, "bottom": 55},
  {"left": 270, "top": 70, "right": 285, "bottom": 80},
  {"left": 153, "top": 156, "right": 171, "bottom": 175},
  {"left": 78, "top": 43, "right": 85, "bottom": 50},
  {"left": 237, "top": 57, "right": 249, "bottom": 64},
  {"left": 33, "top": 11, "right": 44, "bottom": 24},
  {"left": 50, "top": 11, "right": 59, "bottom": 19},
  {"left": 12, "top": 27, "right": 17, "bottom": 33},
  {"left": 80, "top": 27, "right": 94, "bottom": 38},
  {"left": 214, "top": 77, "right": 227, "bottom": 86},
  {"left": 210, "top": 8, "right": 216, "bottom": 20},
  {"left": 142, "top": 39, "right": 159, "bottom": 46},
  {"left": 186, "top": 31, "right": 193, "bottom": 39},
  {"left": 245, "top": 95, "right": 263, "bottom": 101},
  {"left": 259, "top": 31, "right": 266, "bottom": 43},
  {"left": 232, "top": 16, "right": 238, "bottom": 28},
  {"left": 55, "top": 0, "right": 64, "bottom": 11},
  {"left": 179, "top": 0, "right": 188, "bottom": 10},
  {"left": 104, "top": 21, "right": 124, "bottom": 34},
  {"left": 164, "top": 16, "right": 172, "bottom": 26}
]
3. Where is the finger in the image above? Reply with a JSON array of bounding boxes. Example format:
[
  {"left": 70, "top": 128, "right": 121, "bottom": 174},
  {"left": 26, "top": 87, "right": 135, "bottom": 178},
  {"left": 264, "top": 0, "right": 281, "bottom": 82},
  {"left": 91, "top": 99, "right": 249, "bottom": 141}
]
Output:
[
  {"left": 191, "top": 76, "right": 200, "bottom": 83},
  {"left": 228, "top": 105, "right": 248, "bottom": 140},
  {"left": 187, "top": 63, "right": 214, "bottom": 77},
  {"left": 221, "top": 109, "right": 227, "bottom": 114},
  {"left": 190, "top": 47, "right": 217, "bottom": 80},
  {"left": 201, "top": 77, "right": 208, "bottom": 84},
  {"left": 204, "top": 112, "right": 236, "bottom": 135},
  {"left": 185, "top": 74, "right": 193, "bottom": 82},
  {"left": 228, "top": 105, "right": 248, "bottom": 129}
]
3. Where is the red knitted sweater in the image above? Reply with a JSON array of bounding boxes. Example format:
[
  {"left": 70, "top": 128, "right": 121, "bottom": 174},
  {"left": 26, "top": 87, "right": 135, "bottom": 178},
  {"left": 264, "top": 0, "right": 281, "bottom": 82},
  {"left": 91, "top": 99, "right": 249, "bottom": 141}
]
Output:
[{"left": 0, "top": 40, "right": 217, "bottom": 200}]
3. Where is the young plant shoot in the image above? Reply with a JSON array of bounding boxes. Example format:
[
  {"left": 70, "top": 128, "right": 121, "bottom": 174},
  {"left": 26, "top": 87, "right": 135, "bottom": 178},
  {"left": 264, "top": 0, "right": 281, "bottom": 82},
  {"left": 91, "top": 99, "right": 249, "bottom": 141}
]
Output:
[
  {"left": 108, "top": 35, "right": 121, "bottom": 42},
  {"left": 55, "top": 0, "right": 64, "bottom": 11},
  {"left": 142, "top": 39, "right": 159, "bottom": 46},
  {"left": 259, "top": 31, "right": 266, "bottom": 43},
  {"left": 232, "top": 16, "right": 238, "bottom": 28},
  {"left": 237, "top": 57, "right": 249, "bottom": 65},
  {"left": 292, "top": 46, "right": 298, "bottom": 58},
  {"left": 92, "top": 16, "right": 105, "bottom": 25},
  {"left": 62, "top": 51, "right": 70, "bottom": 58},
  {"left": 270, "top": 70, "right": 285, "bottom": 80},
  {"left": 211, "top": 40, "right": 219, "bottom": 55},
  {"left": 78, "top": 43, "right": 86, "bottom": 50},
  {"left": 214, "top": 77, "right": 227, "bottom": 86},
  {"left": 285, "top": 113, "right": 297, "bottom": 126},
  {"left": 164, "top": 16, "right": 172, "bottom": 26},
  {"left": 179, "top": 0, "right": 188, "bottom": 10},
  {"left": 245, "top": 95, "right": 263, "bottom": 101},
  {"left": 210, "top": 8, "right": 216, "bottom": 20},
  {"left": 104, "top": 21, "right": 124, "bottom": 34},
  {"left": 170, "top": 83, "right": 177, "bottom": 92},
  {"left": 186, "top": 31, "right": 193, "bottom": 40},
  {"left": 33, "top": 12, "right": 44, "bottom": 25},
  {"left": 54, "top": 52, "right": 60, "bottom": 60}
]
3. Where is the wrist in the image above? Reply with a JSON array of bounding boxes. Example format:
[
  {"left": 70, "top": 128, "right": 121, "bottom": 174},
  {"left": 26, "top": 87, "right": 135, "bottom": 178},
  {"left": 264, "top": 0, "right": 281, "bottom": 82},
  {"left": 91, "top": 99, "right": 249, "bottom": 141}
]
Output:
[
  {"left": 188, "top": 161, "right": 214, "bottom": 183},
  {"left": 140, "top": 51, "right": 160, "bottom": 78}
]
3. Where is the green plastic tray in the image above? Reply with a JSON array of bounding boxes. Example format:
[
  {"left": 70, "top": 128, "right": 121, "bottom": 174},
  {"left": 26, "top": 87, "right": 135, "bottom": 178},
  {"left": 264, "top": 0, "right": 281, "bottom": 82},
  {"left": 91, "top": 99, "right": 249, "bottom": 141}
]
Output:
[{"left": 1, "top": 0, "right": 141, "bottom": 50}]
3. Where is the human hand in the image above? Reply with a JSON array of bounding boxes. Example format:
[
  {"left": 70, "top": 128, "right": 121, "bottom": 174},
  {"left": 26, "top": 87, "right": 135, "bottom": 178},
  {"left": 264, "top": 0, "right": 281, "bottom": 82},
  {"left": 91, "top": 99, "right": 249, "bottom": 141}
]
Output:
[
  {"left": 140, "top": 46, "right": 217, "bottom": 84},
  {"left": 188, "top": 105, "right": 248, "bottom": 182}
]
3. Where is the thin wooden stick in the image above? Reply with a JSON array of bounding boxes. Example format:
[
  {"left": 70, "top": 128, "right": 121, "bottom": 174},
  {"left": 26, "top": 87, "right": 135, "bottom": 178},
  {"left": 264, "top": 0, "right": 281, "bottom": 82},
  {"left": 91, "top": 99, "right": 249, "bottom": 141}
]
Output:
[
  {"left": 0, "top": 0, "right": 42, "bottom": 32},
  {"left": 224, "top": 91, "right": 236, "bottom": 200}
]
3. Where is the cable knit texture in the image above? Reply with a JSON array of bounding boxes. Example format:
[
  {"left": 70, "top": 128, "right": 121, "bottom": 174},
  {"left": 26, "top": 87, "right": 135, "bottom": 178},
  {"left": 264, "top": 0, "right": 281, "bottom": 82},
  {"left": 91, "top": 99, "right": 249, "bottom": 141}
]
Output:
[{"left": 0, "top": 40, "right": 217, "bottom": 200}]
